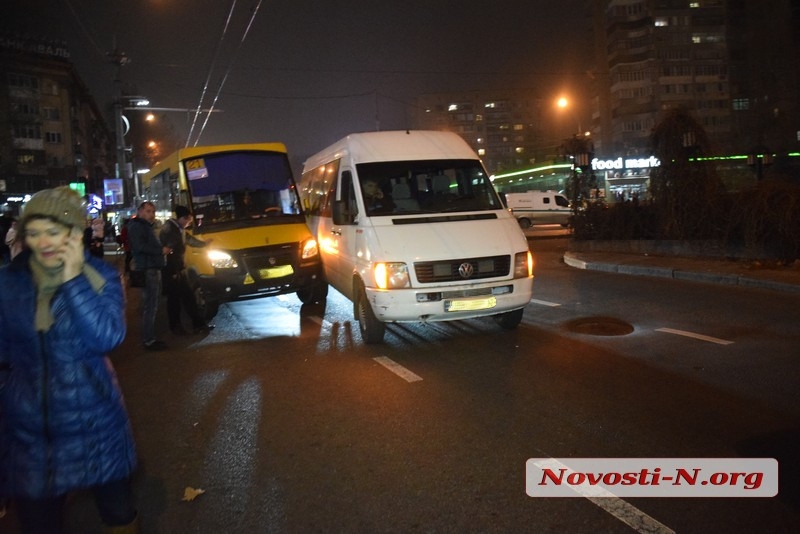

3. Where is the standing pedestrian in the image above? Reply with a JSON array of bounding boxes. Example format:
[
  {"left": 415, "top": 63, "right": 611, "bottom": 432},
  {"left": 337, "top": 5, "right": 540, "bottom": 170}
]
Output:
[
  {"left": 4, "top": 217, "right": 24, "bottom": 260},
  {"left": 118, "top": 218, "right": 132, "bottom": 273},
  {"left": 159, "top": 205, "right": 214, "bottom": 335},
  {"left": 128, "top": 201, "right": 171, "bottom": 351},
  {"left": 0, "top": 186, "right": 138, "bottom": 533},
  {"left": 83, "top": 217, "right": 105, "bottom": 258}
]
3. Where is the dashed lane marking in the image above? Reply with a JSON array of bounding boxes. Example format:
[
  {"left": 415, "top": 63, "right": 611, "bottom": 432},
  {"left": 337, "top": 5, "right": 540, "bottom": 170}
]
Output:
[
  {"left": 656, "top": 327, "right": 733, "bottom": 345},
  {"left": 530, "top": 299, "right": 561, "bottom": 307},
  {"left": 373, "top": 356, "right": 423, "bottom": 383},
  {"left": 532, "top": 458, "right": 675, "bottom": 534}
]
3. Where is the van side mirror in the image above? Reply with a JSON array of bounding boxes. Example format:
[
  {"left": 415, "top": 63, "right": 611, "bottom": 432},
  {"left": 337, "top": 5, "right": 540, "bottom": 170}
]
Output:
[{"left": 332, "top": 200, "right": 354, "bottom": 225}]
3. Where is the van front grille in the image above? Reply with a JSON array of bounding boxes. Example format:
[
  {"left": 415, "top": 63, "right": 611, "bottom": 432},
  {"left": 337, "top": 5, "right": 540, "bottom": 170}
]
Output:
[{"left": 414, "top": 255, "right": 511, "bottom": 284}]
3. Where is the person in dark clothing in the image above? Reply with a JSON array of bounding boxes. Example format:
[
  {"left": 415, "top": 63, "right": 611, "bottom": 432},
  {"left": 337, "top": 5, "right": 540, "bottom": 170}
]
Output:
[
  {"left": 0, "top": 187, "right": 138, "bottom": 533},
  {"left": 128, "top": 201, "right": 171, "bottom": 350},
  {"left": 83, "top": 217, "right": 105, "bottom": 258},
  {"left": 159, "top": 205, "right": 214, "bottom": 335}
]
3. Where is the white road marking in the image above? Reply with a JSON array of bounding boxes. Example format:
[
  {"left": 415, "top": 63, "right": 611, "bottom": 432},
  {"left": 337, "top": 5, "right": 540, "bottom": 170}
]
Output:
[
  {"left": 530, "top": 298, "right": 561, "bottom": 307},
  {"left": 656, "top": 327, "right": 733, "bottom": 345},
  {"left": 532, "top": 458, "right": 675, "bottom": 534},
  {"left": 373, "top": 356, "right": 423, "bottom": 383}
]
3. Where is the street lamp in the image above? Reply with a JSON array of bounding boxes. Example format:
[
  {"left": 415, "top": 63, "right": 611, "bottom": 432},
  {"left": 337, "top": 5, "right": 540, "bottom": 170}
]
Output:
[{"left": 556, "top": 96, "right": 590, "bottom": 137}]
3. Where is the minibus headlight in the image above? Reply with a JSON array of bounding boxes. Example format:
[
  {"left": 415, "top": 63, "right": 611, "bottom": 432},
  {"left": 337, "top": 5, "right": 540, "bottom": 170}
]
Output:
[
  {"left": 514, "top": 251, "right": 534, "bottom": 278},
  {"left": 207, "top": 249, "right": 238, "bottom": 269},
  {"left": 301, "top": 238, "right": 319, "bottom": 260},
  {"left": 374, "top": 262, "right": 409, "bottom": 289}
]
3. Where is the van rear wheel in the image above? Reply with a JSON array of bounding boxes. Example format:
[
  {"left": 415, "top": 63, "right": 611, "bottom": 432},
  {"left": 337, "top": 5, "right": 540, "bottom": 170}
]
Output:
[
  {"left": 356, "top": 285, "right": 385, "bottom": 344},
  {"left": 518, "top": 218, "right": 532, "bottom": 229},
  {"left": 494, "top": 308, "right": 524, "bottom": 329}
]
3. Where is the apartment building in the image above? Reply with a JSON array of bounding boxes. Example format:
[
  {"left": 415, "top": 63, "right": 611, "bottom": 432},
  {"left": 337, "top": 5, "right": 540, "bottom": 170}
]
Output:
[
  {"left": 412, "top": 89, "right": 550, "bottom": 174},
  {"left": 0, "top": 33, "right": 114, "bottom": 214},
  {"left": 592, "top": 0, "right": 799, "bottom": 156}
]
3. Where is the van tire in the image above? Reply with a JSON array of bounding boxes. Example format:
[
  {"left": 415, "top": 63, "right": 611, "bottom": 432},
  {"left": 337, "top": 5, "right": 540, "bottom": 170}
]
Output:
[
  {"left": 518, "top": 218, "right": 532, "bottom": 229},
  {"left": 494, "top": 308, "right": 524, "bottom": 329},
  {"left": 193, "top": 283, "right": 219, "bottom": 321},
  {"left": 356, "top": 284, "right": 385, "bottom": 344},
  {"left": 297, "top": 282, "right": 328, "bottom": 304}
]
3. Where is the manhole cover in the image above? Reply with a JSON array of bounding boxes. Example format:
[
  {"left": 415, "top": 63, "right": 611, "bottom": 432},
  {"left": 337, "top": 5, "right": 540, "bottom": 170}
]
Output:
[{"left": 564, "top": 316, "right": 634, "bottom": 336}]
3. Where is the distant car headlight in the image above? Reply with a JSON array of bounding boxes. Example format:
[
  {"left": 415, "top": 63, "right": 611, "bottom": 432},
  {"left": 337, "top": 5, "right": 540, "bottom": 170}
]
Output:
[
  {"left": 301, "top": 238, "right": 319, "bottom": 260},
  {"left": 514, "top": 250, "right": 534, "bottom": 278},
  {"left": 374, "top": 262, "right": 409, "bottom": 289},
  {"left": 207, "top": 249, "right": 238, "bottom": 269}
]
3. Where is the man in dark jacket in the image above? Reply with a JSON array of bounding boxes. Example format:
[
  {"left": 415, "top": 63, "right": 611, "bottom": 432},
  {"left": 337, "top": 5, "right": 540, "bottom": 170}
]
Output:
[
  {"left": 128, "top": 201, "right": 171, "bottom": 350},
  {"left": 159, "top": 205, "right": 213, "bottom": 335}
]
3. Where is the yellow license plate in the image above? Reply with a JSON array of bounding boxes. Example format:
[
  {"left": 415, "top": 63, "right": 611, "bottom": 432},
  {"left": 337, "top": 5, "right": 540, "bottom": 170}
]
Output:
[
  {"left": 258, "top": 265, "right": 294, "bottom": 279},
  {"left": 444, "top": 296, "right": 497, "bottom": 312}
]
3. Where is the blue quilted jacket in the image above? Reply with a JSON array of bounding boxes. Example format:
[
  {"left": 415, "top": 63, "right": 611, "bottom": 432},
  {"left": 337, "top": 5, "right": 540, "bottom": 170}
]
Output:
[{"left": 0, "top": 250, "right": 136, "bottom": 499}]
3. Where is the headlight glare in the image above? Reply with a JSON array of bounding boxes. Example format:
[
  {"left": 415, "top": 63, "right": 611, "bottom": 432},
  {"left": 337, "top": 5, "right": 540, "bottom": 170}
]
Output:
[
  {"left": 514, "top": 250, "right": 534, "bottom": 278},
  {"left": 301, "top": 238, "right": 319, "bottom": 260},
  {"left": 207, "top": 249, "right": 238, "bottom": 269},
  {"left": 374, "top": 262, "right": 409, "bottom": 289}
]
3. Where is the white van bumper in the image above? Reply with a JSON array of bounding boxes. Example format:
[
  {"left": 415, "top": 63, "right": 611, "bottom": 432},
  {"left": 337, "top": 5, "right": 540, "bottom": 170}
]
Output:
[{"left": 365, "top": 278, "right": 533, "bottom": 323}]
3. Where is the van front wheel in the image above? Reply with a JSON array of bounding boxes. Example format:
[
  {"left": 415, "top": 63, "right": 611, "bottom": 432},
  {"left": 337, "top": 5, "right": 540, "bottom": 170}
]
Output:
[
  {"left": 356, "top": 285, "right": 385, "bottom": 344},
  {"left": 494, "top": 308, "right": 524, "bottom": 329},
  {"left": 518, "top": 218, "right": 532, "bottom": 229}
]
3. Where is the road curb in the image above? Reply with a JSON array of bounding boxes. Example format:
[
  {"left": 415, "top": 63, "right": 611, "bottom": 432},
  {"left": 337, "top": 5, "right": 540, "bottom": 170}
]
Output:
[{"left": 563, "top": 252, "right": 800, "bottom": 294}]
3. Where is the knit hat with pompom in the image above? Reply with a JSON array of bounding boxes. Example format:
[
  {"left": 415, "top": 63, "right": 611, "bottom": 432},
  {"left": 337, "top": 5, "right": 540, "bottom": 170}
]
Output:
[{"left": 21, "top": 186, "right": 87, "bottom": 231}]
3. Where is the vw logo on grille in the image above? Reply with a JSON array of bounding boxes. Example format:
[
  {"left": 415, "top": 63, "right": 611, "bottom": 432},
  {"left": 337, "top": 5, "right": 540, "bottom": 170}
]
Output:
[
  {"left": 268, "top": 257, "right": 277, "bottom": 266},
  {"left": 458, "top": 262, "right": 474, "bottom": 279}
]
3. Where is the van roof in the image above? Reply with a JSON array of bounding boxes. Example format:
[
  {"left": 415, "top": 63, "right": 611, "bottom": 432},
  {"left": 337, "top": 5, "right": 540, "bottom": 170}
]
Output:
[{"left": 303, "top": 130, "right": 479, "bottom": 169}]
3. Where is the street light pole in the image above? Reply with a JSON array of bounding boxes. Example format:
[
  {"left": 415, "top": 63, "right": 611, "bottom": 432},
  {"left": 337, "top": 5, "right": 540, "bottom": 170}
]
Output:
[{"left": 108, "top": 48, "right": 133, "bottom": 206}]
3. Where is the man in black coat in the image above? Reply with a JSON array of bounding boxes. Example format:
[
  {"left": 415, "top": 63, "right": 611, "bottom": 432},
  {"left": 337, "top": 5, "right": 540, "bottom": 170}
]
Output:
[{"left": 159, "top": 205, "right": 214, "bottom": 335}]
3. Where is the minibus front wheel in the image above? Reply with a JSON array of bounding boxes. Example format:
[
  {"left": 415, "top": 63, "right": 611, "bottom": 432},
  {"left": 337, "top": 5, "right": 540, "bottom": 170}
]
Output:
[
  {"left": 193, "top": 283, "right": 220, "bottom": 321},
  {"left": 494, "top": 308, "right": 524, "bottom": 329},
  {"left": 355, "top": 282, "right": 385, "bottom": 344},
  {"left": 297, "top": 281, "right": 329, "bottom": 304}
]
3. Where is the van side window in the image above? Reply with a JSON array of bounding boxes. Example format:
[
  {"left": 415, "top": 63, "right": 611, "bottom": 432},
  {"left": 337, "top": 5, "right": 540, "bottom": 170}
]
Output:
[
  {"left": 542, "top": 197, "right": 551, "bottom": 205},
  {"left": 341, "top": 170, "right": 357, "bottom": 224}
]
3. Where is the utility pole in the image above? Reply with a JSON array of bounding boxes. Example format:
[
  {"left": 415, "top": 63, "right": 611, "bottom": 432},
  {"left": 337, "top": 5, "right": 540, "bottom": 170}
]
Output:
[{"left": 108, "top": 47, "right": 133, "bottom": 206}]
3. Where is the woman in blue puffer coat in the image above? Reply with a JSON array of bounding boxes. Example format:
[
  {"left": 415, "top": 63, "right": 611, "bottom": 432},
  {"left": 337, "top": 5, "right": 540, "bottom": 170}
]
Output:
[{"left": 0, "top": 187, "right": 138, "bottom": 533}]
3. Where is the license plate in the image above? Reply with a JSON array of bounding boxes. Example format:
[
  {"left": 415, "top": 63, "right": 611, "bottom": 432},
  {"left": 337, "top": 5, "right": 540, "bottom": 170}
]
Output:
[
  {"left": 258, "top": 265, "right": 294, "bottom": 279},
  {"left": 444, "top": 296, "right": 497, "bottom": 312}
]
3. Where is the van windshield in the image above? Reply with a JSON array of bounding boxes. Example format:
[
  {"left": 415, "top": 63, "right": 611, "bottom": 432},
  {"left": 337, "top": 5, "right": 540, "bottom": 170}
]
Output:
[
  {"left": 183, "top": 150, "right": 303, "bottom": 231},
  {"left": 356, "top": 159, "right": 502, "bottom": 216}
]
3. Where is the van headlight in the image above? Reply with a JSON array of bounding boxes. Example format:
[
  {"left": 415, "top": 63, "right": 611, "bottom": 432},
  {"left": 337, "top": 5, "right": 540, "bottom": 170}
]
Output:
[
  {"left": 301, "top": 238, "right": 319, "bottom": 260},
  {"left": 207, "top": 249, "right": 238, "bottom": 269},
  {"left": 374, "top": 262, "right": 409, "bottom": 289},
  {"left": 513, "top": 251, "right": 534, "bottom": 278}
]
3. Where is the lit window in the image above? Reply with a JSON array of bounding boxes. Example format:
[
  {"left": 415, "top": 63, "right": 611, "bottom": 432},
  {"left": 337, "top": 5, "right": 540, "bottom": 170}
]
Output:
[{"left": 448, "top": 104, "right": 458, "bottom": 111}]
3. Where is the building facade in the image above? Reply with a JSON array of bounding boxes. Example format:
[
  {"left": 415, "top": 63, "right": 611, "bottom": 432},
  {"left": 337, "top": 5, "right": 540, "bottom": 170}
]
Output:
[
  {"left": 591, "top": 0, "right": 800, "bottom": 157},
  {"left": 412, "top": 89, "right": 551, "bottom": 175},
  {"left": 1, "top": 33, "right": 114, "bottom": 215}
]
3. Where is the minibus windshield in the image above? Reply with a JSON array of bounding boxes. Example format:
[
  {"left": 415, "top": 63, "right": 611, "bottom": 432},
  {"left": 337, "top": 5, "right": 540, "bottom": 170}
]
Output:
[
  {"left": 356, "top": 159, "right": 503, "bottom": 216},
  {"left": 184, "top": 151, "right": 302, "bottom": 231}
]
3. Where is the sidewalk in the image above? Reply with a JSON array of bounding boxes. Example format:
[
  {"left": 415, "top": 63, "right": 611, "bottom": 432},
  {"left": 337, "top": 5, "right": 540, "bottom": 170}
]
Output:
[{"left": 563, "top": 250, "right": 800, "bottom": 295}]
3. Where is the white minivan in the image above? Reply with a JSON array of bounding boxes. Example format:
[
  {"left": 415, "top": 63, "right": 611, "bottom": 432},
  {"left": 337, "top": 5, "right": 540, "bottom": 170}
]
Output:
[
  {"left": 504, "top": 191, "right": 572, "bottom": 228},
  {"left": 299, "top": 130, "right": 534, "bottom": 343}
]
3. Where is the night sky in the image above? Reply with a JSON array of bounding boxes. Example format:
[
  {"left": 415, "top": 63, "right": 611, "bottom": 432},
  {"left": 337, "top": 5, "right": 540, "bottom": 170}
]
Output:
[{"left": 8, "top": 0, "right": 593, "bottom": 168}]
